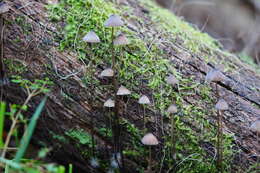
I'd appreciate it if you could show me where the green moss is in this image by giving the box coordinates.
[49,131,68,144]
[65,128,92,145]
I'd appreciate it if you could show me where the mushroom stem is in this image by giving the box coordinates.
[217,110,223,173]
[148,146,152,171]
[257,132,259,164]
[110,26,120,158]
[171,113,176,160]
[143,106,146,130]
[91,115,95,157]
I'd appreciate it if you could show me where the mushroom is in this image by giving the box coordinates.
[138,95,151,130]
[104,14,124,27]
[104,98,115,132]
[250,120,260,133]
[116,85,131,96]
[104,98,115,108]
[82,31,101,159]
[82,31,100,89]
[141,133,158,172]
[113,33,129,46]
[83,31,101,43]
[205,69,225,97]
[100,68,114,77]
[166,74,179,87]
[215,98,228,173]
[82,30,100,61]
[138,95,151,105]
[215,99,229,111]
[166,104,178,159]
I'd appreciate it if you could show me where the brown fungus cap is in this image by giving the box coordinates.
[117,86,131,95]
[141,133,159,145]
[83,31,100,43]
[104,14,124,27]
[138,95,151,105]
[0,2,10,14]
[100,68,114,77]
[215,99,228,111]
[166,75,179,86]
[113,33,129,46]
[104,99,115,108]
[166,104,178,114]
[205,69,224,83]
[250,120,260,133]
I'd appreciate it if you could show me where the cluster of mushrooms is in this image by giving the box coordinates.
[82,13,260,172]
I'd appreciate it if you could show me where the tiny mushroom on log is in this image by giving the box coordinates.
[250,120,260,133]
[141,133,158,172]
[166,104,178,159]
[104,99,115,108]
[138,95,151,129]
[83,31,101,43]
[116,85,131,96]
[205,69,225,97]
[100,68,114,77]
[166,74,179,87]
[113,33,129,46]
[215,98,228,173]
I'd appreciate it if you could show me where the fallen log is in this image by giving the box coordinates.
[1,0,259,172]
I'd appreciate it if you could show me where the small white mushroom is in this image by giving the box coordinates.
[104,14,124,27]
[166,75,179,86]
[83,31,100,43]
[100,68,114,77]
[116,85,131,95]
[215,99,228,111]
[138,95,151,105]
[104,99,115,108]
[113,33,129,46]
[141,133,159,145]
[250,120,260,133]
[166,104,178,114]
[205,69,225,83]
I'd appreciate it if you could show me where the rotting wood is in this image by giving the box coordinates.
[1,0,260,172]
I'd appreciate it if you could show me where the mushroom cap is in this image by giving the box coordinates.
[0,2,10,14]
[117,85,131,95]
[104,99,115,108]
[205,69,224,83]
[104,14,124,27]
[100,68,114,77]
[166,104,177,114]
[113,34,129,45]
[215,99,228,111]
[166,75,179,86]
[141,133,159,145]
[138,95,151,105]
[250,120,260,133]
[83,31,100,43]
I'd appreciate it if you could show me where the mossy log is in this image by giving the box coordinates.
[1,0,260,172]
